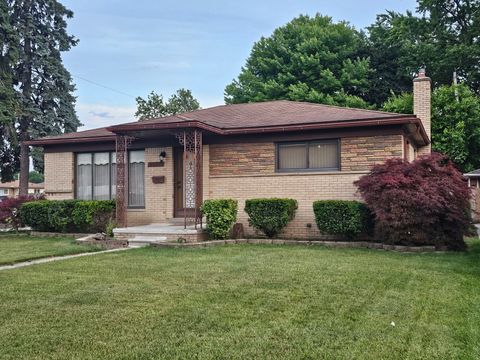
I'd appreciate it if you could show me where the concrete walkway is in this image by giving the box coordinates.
[0,248,130,271]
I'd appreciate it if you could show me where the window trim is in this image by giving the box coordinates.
[275,139,341,173]
[74,150,146,209]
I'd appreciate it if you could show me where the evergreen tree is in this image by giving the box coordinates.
[8,0,80,193]
[0,0,18,181]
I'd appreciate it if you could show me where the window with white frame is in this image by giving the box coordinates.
[76,150,145,207]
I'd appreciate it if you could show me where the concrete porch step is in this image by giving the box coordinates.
[114,223,207,244]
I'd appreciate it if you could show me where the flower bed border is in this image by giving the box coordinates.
[151,239,441,252]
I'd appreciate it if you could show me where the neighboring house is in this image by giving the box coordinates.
[26,72,431,239]
[0,181,45,200]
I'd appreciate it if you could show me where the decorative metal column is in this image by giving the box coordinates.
[175,130,203,229]
[115,135,134,227]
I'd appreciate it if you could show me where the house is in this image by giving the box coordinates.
[0,180,45,200]
[26,71,431,240]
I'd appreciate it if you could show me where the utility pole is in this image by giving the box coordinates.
[453,70,459,102]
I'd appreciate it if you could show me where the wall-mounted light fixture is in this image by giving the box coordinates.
[159,151,167,166]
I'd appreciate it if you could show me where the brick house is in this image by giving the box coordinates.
[0,181,44,200]
[26,72,431,240]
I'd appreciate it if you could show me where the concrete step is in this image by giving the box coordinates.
[114,223,208,243]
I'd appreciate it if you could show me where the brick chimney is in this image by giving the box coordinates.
[413,67,431,154]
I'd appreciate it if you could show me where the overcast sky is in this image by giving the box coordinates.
[61,0,417,130]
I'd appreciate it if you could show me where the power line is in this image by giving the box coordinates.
[72,74,137,99]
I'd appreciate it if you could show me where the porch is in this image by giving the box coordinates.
[114,221,207,247]
[113,126,207,232]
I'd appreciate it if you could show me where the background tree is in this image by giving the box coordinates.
[27,170,43,183]
[7,0,80,193]
[431,84,480,172]
[136,88,200,121]
[382,85,480,172]
[368,0,480,96]
[225,14,373,108]
[0,0,18,182]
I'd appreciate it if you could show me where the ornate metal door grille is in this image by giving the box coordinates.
[115,135,134,227]
[175,130,203,229]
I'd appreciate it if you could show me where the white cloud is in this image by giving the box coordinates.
[76,103,136,130]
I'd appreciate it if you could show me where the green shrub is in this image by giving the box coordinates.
[313,200,373,239]
[72,200,116,232]
[244,198,297,238]
[21,200,116,233]
[201,199,238,239]
[105,219,117,238]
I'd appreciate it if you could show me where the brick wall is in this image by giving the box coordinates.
[127,147,174,226]
[205,135,404,239]
[44,152,75,200]
[414,76,431,155]
[205,172,365,239]
[210,143,275,176]
[341,135,403,171]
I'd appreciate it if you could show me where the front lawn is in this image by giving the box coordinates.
[0,235,101,265]
[0,240,479,359]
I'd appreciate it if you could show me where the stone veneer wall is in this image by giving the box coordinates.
[206,135,404,239]
[209,143,275,176]
[341,135,403,171]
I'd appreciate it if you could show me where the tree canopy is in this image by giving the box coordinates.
[225,15,372,108]
[382,85,480,172]
[135,88,200,121]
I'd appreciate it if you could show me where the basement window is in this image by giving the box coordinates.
[276,140,340,172]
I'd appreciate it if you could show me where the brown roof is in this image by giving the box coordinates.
[0,181,44,189]
[26,100,428,145]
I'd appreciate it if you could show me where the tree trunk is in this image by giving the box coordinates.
[19,141,29,195]
[19,4,32,196]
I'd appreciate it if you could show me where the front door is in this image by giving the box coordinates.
[173,148,196,217]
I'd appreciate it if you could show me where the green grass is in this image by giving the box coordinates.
[0,235,102,265]
[0,240,479,359]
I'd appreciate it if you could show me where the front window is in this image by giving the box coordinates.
[276,140,340,172]
[76,151,145,207]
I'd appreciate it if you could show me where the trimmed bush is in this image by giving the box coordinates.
[72,200,116,232]
[313,200,373,239]
[21,200,116,233]
[244,198,297,238]
[355,153,470,250]
[201,199,238,239]
[0,195,44,230]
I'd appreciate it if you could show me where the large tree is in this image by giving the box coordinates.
[135,88,200,121]
[0,0,18,182]
[6,0,80,193]
[225,14,373,108]
[368,0,480,97]
[382,84,480,172]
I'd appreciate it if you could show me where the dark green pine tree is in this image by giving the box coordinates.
[8,0,81,193]
[0,0,19,182]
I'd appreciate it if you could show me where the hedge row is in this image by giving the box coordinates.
[21,200,115,233]
[202,198,374,240]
